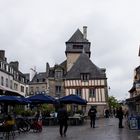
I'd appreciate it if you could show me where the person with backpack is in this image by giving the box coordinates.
[57,104,68,137]
[88,105,97,128]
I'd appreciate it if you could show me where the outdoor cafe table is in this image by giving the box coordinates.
[43,117,57,126]
[68,116,84,125]
[42,116,84,126]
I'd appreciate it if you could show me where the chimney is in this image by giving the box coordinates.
[0,50,5,61]
[9,61,19,71]
[83,26,87,39]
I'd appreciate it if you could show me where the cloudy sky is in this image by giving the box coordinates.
[0,0,140,100]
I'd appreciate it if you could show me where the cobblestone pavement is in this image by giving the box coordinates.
[12,118,140,140]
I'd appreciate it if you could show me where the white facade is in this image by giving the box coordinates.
[0,60,27,96]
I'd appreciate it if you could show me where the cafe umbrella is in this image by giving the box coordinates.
[59,94,87,105]
[0,96,31,104]
[0,95,21,104]
[27,93,56,104]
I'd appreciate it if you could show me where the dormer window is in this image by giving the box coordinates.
[81,73,89,81]
[55,70,63,79]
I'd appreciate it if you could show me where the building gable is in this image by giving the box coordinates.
[66,53,106,80]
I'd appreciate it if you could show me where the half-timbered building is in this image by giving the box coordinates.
[47,26,108,116]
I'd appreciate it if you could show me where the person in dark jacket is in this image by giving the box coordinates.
[88,105,97,128]
[117,106,124,128]
[105,109,110,118]
[57,104,68,137]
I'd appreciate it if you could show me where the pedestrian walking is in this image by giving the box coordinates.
[116,106,124,128]
[57,104,68,137]
[88,105,97,128]
[34,110,43,131]
[113,108,116,117]
[105,109,110,118]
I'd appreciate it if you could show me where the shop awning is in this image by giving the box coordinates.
[0,85,23,97]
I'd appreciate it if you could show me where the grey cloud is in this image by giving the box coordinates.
[0,0,140,100]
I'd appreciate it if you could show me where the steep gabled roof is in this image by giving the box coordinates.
[30,72,46,83]
[59,60,67,70]
[48,60,67,78]
[66,53,106,79]
[67,29,88,43]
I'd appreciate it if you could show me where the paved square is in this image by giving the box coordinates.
[10,118,140,140]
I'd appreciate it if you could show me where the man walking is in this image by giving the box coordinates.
[88,105,97,128]
[57,104,68,137]
[117,106,124,128]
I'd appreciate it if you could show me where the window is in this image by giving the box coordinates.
[26,87,29,95]
[14,83,18,90]
[55,86,61,94]
[6,78,8,87]
[42,86,45,92]
[81,73,89,81]
[10,80,12,89]
[4,64,6,71]
[6,65,8,72]
[30,87,33,92]
[36,87,39,92]
[21,86,24,92]
[76,88,82,97]
[55,70,63,79]
[20,77,25,83]
[89,88,96,97]
[73,45,83,49]
[37,79,39,82]
[1,76,4,86]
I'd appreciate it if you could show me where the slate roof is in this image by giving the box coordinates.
[30,72,46,83]
[67,29,89,43]
[48,61,67,78]
[65,29,91,54]
[66,53,106,79]
[59,60,67,70]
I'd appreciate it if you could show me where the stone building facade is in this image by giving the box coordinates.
[0,50,28,96]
